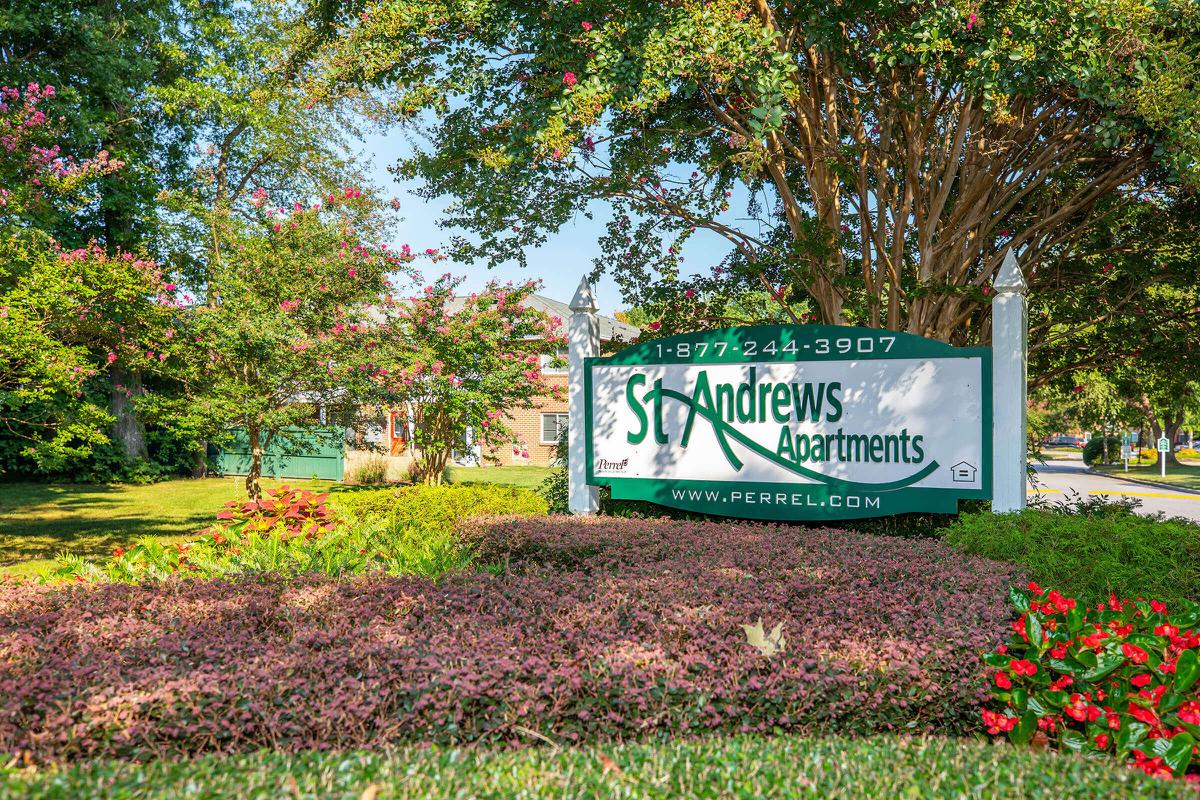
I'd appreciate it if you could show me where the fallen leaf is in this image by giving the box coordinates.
[741,617,786,656]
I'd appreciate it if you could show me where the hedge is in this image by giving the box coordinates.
[5,735,1194,799]
[945,509,1200,606]
[1,518,1019,761]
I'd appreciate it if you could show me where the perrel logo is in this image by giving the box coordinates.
[595,458,629,472]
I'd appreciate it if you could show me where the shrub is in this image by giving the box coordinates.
[335,483,547,531]
[945,509,1200,607]
[350,455,390,485]
[1177,447,1200,460]
[0,518,1019,762]
[1083,436,1121,466]
[6,735,1193,799]
[981,583,1200,782]
[49,484,543,583]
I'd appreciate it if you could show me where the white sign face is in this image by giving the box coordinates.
[585,326,991,520]
[1158,437,1171,453]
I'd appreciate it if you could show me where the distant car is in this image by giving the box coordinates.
[1042,435,1086,448]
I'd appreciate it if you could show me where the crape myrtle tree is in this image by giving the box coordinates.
[0,83,178,471]
[145,187,416,499]
[309,0,1199,345]
[357,276,565,485]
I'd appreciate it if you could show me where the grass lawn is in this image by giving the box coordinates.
[1094,461,1200,492]
[5,735,1191,799]
[446,464,553,490]
[0,477,333,578]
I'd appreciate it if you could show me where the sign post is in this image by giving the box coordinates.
[580,325,991,521]
[1121,433,1131,471]
[990,251,1028,513]
[1158,436,1170,479]
[568,278,600,515]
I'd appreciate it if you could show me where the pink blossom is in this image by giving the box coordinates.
[563,72,577,88]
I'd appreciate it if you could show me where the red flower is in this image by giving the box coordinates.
[1130,674,1152,688]
[563,71,577,88]
[1027,580,1043,594]
[1093,733,1109,749]
[1081,630,1106,648]
[994,670,1012,689]
[1049,675,1073,691]
[1106,712,1122,730]
[581,21,592,30]
[1179,701,1200,725]
[1122,643,1149,665]
[112,546,125,558]
[1155,623,1178,637]
[982,709,1018,735]
[1009,659,1038,677]
[1127,702,1158,726]
[1150,600,1167,614]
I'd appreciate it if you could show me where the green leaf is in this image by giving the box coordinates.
[1039,690,1070,709]
[982,653,1011,668]
[1009,586,1030,613]
[1025,614,1043,649]
[1009,710,1038,746]
[1066,603,1084,633]
[1174,650,1199,693]
[1116,721,1149,755]
[1059,729,1088,752]
[1081,653,1125,682]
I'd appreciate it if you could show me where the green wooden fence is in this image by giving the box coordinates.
[215,427,345,481]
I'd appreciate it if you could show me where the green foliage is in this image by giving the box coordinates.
[336,484,547,532]
[981,585,1200,780]
[146,187,411,498]
[360,276,565,484]
[1084,436,1122,466]
[6,734,1194,799]
[350,455,390,485]
[50,483,547,582]
[313,0,1200,343]
[945,508,1200,607]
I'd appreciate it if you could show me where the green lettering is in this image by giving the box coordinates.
[776,426,796,463]
[651,379,668,444]
[824,382,843,422]
[910,435,925,463]
[869,435,884,462]
[736,367,757,423]
[770,384,791,423]
[626,374,648,444]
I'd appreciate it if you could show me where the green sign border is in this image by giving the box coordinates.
[584,324,992,521]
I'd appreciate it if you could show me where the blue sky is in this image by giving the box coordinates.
[361,129,734,316]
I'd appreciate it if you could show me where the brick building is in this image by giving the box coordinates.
[377,294,638,470]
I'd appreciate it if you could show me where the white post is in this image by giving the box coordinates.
[568,277,600,515]
[991,251,1028,513]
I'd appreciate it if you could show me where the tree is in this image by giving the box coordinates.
[362,277,565,484]
[0,83,177,470]
[146,187,411,498]
[311,0,1200,343]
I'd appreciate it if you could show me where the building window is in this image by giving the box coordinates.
[541,413,569,444]
[391,411,408,442]
[540,348,569,374]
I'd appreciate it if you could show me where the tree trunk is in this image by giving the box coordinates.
[192,443,208,478]
[110,367,149,462]
[1164,417,1184,467]
[246,425,263,500]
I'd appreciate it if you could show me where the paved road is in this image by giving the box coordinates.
[1031,456,1200,521]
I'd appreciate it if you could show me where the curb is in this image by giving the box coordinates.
[1085,468,1200,497]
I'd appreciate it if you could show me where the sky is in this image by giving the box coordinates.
[360,129,735,317]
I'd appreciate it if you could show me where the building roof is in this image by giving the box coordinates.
[367,292,639,343]
[521,294,640,342]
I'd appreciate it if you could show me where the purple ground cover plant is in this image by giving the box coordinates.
[0,518,1021,761]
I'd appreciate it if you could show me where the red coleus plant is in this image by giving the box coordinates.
[982,581,1200,782]
[213,485,339,541]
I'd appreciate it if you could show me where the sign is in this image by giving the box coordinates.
[1158,436,1171,453]
[584,325,992,520]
